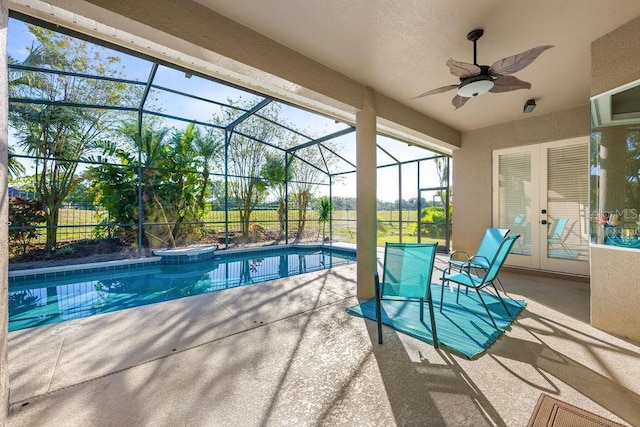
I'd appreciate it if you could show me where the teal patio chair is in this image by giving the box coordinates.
[547,218,574,255]
[448,227,510,293]
[441,234,520,328]
[448,227,509,272]
[374,242,439,347]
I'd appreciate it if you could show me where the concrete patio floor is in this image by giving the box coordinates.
[7,255,640,426]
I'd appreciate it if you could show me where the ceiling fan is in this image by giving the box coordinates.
[413,29,553,109]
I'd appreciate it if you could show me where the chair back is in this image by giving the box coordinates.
[474,228,510,269]
[383,242,437,291]
[483,234,520,283]
[548,219,568,241]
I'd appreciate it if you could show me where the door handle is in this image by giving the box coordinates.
[541,220,547,225]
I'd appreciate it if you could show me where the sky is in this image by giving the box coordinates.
[7,17,447,203]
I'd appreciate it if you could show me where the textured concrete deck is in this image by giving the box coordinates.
[7,256,640,426]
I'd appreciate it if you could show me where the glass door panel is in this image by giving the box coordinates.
[494,148,540,269]
[493,138,589,275]
[541,141,590,274]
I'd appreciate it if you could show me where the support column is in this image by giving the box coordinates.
[0,0,10,422]
[356,87,377,300]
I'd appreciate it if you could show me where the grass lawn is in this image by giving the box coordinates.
[17,207,449,248]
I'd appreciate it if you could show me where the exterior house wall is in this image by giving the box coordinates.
[452,105,590,255]
[590,15,640,343]
[452,13,640,344]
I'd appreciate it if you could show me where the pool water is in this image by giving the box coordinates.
[8,246,355,332]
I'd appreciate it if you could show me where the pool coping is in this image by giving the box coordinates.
[8,257,162,283]
[8,242,357,284]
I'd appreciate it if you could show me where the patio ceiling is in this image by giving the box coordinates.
[194,0,640,132]
[8,0,640,139]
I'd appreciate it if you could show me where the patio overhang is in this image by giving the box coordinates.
[8,0,460,154]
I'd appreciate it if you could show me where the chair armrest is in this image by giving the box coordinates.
[449,250,472,273]
[449,250,471,262]
[449,251,470,266]
[468,255,491,270]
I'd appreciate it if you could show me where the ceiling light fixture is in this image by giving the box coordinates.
[523,99,536,113]
[457,75,494,98]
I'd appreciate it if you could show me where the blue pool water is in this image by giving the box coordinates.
[8,246,356,332]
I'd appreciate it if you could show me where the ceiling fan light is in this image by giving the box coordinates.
[457,78,494,97]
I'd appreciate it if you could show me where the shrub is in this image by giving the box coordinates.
[413,206,451,239]
[8,197,46,255]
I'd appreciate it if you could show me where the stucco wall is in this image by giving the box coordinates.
[591,15,640,97]
[590,15,640,343]
[452,105,590,254]
[590,246,640,342]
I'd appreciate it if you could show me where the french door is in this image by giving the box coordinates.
[492,138,590,276]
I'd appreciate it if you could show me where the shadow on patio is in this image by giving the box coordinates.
[7,260,640,426]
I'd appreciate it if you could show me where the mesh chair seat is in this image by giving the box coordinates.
[441,235,520,328]
[375,242,439,347]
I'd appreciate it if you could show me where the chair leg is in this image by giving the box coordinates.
[374,272,383,344]
[492,284,512,317]
[420,297,424,322]
[440,279,446,312]
[495,276,507,293]
[427,293,439,349]
[474,288,497,328]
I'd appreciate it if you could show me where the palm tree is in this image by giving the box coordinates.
[7,146,25,179]
[169,123,199,238]
[317,196,333,241]
[119,121,174,247]
[193,126,223,214]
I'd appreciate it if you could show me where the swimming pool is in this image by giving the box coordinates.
[8,245,356,332]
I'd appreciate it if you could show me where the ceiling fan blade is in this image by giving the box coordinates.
[488,75,531,93]
[452,95,470,110]
[412,84,459,99]
[446,58,481,78]
[489,45,554,76]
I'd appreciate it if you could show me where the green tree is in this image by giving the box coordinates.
[7,146,25,179]
[88,121,171,246]
[214,99,283,237]
[434,157,450,209]
[625,129,640,212]
[65,179,93,209]
[290,146,329,240]
[317,196,333,241]
[415,205,452,239]
[193,126,223,214]
[89,121,220,248]
[168,123,200,240]
[261,154,288,238]
[9,25,133,252]
[86,153,138,241]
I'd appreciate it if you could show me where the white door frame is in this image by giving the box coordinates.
[492,137,590,276]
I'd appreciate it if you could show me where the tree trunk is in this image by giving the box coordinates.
[45,208,59,252]
[278,199,286,238]
[296,191,309,239]
[240,207,250,236]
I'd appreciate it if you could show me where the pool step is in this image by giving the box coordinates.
[152,245,218,264]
